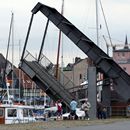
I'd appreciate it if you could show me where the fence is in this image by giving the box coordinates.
[107,105,130,117]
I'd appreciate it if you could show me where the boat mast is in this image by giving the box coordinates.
[11,12,14,97]
[4,12,14,102]
[55,0,64,79]
[96,0,99,46]
[4,12,13,83]
[18,40,21,102]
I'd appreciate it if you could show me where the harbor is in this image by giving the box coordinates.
[0,0,130,129]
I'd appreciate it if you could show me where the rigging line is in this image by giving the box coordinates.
[99,0,113,47]
[79,0,92,33]
[103,35,109,55]
[102,35,125,43]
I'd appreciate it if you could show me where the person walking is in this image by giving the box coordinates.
[102,106,107,119]
[70,99,78,120]
[56,100,62,120]
[81,100,91,120]
[97,102,103,119]
[97,102,107,119]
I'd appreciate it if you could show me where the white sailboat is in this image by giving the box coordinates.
[0,12,36,125]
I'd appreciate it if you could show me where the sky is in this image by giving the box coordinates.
[0,0,130,67]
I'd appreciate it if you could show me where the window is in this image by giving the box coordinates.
[79,74,82,80]
[29,109,33,117]
[0,108,4,117]
[122,52,125,57]
[23,109,28,117]
[23,109,33,117]
[8,109,17,117]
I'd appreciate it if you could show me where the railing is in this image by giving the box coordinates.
[39,53,76,89]
[109,105,130,117]
[23,50,37,62]
[97,106,130,118]
[111,106,128,117]
[23,51,76,94]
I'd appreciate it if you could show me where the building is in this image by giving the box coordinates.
[63,57,89,86]
[63,57,89,99]
[63,42,130,116]
[113,36,130,74]
[111,36,130,116]
[0,53,49,106]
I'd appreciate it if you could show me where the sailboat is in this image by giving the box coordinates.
[0,13,37,124]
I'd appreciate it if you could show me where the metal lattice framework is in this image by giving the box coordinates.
[30,2,130,101]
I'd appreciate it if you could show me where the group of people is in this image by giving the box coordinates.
[55,98,107,120]
[69,99,91,120]
[55,98,91,120]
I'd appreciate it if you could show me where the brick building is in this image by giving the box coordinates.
[113,36,130,75]
[0,53,49,105]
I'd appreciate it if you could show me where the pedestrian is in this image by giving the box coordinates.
[102,107,107,119]
[56,100,62,120]
[97,102,104,119]
[97,102,107,119]
[81,100,91,120]
[70,99,78,120]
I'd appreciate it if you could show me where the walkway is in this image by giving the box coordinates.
[50,120,130,130]
[0,118,130,130]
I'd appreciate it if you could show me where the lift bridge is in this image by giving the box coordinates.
[19,2,130,108]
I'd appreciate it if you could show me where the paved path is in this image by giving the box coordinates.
[49,120,130,130]
[0,118,130,130]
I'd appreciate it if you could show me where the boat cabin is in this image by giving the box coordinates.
[0,104,36,124]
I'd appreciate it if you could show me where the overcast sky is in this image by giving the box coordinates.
[0,0,130,67]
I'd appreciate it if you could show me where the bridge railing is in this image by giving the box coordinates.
[39,53,76,90]
[23,50,76,92]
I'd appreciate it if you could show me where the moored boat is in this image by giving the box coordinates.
[0,101,36,124]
